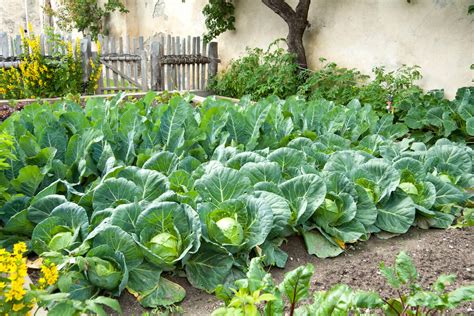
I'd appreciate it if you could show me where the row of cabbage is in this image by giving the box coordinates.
[0,92,472,308]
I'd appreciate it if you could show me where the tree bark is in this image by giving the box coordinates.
[261,0,311,69]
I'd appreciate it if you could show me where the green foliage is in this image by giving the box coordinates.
[212,51,473,143]
[0,92,472,310]
[212,253,474,315]
[0,132,15,171]
[379,251,474,315]
[203,0,236,43]
[299,60,423,111]
[0,132,15,203]
[208,41,304,100]
[47,0,128,40]
[298,58,370,106]
[45,295,123,316]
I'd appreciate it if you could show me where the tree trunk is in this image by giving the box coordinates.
[261,0,311,69]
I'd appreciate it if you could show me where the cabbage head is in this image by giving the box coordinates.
[136,202,201,270]
[147,232,181,262]
[87,257,122,291]
[211,216,244,246]
[31,202,89,254]
[199,197,273,254]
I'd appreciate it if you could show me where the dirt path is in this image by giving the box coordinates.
[120,227,474,315]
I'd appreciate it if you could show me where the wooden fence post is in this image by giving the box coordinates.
[0,32,9,57]
[81,37,92,92]
[208,42,218,83]
[151,40,162,91]
[139,36,148,91]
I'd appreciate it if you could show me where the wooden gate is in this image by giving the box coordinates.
[96,35,219,94]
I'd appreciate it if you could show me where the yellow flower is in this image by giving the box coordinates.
[4,289,14,301]
[12,303,25,312]
[0,281,6,289]
[13,242,27,255]
[40,263,58,286]
[38,277,46,289]
[14,288,26,300]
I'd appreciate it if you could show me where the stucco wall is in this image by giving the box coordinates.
[0,0,43,35]
[107,0,473,97]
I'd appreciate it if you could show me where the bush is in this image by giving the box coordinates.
[209,45,424,112]
[298,58,370,106]
[299,59,423,111]
[208,40,304,100]
[0,27,101,100]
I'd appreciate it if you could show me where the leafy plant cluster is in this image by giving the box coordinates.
[0,28,102,100]
[46,0,129,40]
[209,47,423,108]
[203,0,236,43]
[212,252,474,316]
[299,60,423,112]
[0,92,472,311]
[208,41,304,101]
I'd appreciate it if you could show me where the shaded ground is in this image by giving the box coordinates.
[121,227,474,315]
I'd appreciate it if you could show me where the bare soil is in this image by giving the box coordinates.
[119,227,473,315]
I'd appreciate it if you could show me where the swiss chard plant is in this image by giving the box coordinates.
[212,253,474,316]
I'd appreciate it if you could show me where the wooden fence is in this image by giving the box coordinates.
[0,32,219,94]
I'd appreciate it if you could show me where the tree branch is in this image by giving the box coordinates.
[261,0,296,24]
[295,0,311,20]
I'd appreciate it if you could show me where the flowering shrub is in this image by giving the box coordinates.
[0,242,59,315]
[0,27,101,99]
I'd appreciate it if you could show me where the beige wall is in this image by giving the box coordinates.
[2,0,473,96]
[107,0,473,97]
[0,0,43,35]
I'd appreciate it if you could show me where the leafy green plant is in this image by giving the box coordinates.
[298,58,369,106]
[299,60,423,111]
[202,0,236,43]
[208,41,304,100]
[0,132,15,203]
[45,296,122,316]
[212,254,474,315]
[379,251,474,315]
[46,0,128,40]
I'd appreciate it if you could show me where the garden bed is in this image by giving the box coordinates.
[0,92,472,315]
[119,227,473,315]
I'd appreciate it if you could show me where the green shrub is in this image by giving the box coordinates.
[0,28,101,100]
[299,59,423,110]
[208,40,303,100]
[298,58,369,106]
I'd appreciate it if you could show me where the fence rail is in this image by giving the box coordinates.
[0,32,219,94]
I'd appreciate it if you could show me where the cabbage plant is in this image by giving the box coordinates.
[133,201,201,270]
[31,202,89,254]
